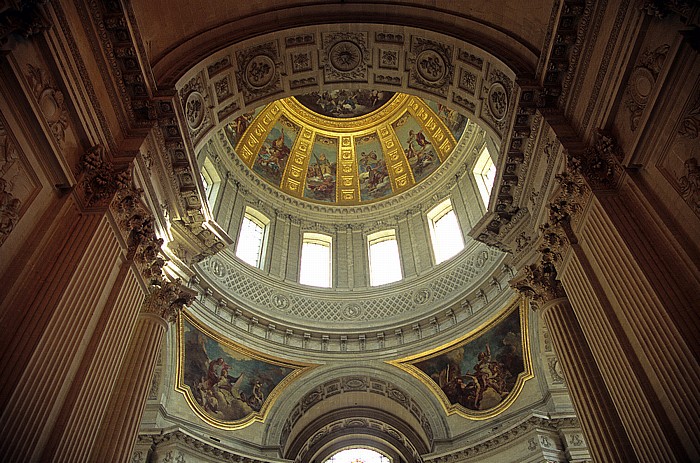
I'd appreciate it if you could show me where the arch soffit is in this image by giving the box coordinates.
[150,4,542,87]
[287,409,424,463]
[262,366,450,448]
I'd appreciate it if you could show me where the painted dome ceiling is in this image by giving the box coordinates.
[223,90,469,205]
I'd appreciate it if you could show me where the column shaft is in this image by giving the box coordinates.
[540,297,637,462]
[89,313,167,463]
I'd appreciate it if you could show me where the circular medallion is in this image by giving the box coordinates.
[329,41,362,72]
[413,287,432,305]
[245,54,276,88]
[628,67,654,105]
[270,293,290,311]
[341,304,363,320]
[210,257,227,278]
[488,82,508,121]
[416,49,446,83]
[185,92,205,129]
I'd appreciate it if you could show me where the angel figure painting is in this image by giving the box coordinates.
[180,317,300,425]
[409,305,528,413]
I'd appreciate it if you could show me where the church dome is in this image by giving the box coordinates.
[224,91,468,206]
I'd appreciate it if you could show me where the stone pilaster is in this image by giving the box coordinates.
[512,269,637,462]
[89,281,194,463]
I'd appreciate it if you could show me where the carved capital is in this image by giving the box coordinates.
[511,261,567,308]
[142,280,196,324]
[570,131,624,190]
[78,145,130,208]
[110,182,169,282]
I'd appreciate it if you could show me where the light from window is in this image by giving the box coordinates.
[428,199,465,264]
[200,157,222,206]
[473,144,496,207]
[324,448,391,463]
[368,230,402,286]
[235,207,269,268]
[299,233,332,288]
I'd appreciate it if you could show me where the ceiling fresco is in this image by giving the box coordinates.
[390,298,533,420]
[177,313,315,429]
[224,91,469,205]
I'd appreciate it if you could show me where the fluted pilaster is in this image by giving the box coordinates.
[539,294,637,462]
[89,281,194,462]
[513,267,636,462]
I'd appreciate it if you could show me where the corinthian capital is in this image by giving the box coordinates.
[570,131,624,190]
[79,145,131,208]
[142,280,196,323]
[511,261,567,309]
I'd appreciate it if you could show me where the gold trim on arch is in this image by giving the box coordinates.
[388,297,533,420]
[175,311,317,430]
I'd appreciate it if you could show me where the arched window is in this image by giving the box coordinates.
[367,229,402,286]
[324,448,391,463]
[235,206,269,268]
[473,143,496,207]
[299,232,332,288]
[427,198,465,264]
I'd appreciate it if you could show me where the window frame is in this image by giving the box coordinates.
[473,143,496,208]
[427,198,465,264]
[234,206,270,269]
[367,229,403,287]
[200,156,222,207]
[299,232,333,288]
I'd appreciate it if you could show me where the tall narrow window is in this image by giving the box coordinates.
[473,144,496,207]
[428,198,465,264]
[235,207,269,268]
[368,230,402,286]
[299,232,332,288]
[200,157,222,207]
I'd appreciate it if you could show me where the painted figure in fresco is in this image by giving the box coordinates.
[225,111,255,147]
[257,128,290,178]
[473,344,508,408]
[359,150,388,192]
[406,129,435,176]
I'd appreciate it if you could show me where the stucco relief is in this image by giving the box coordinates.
[25,63,69,148]
[236,41,283,104]
[0,118,39,247]
[322,32,369,82]
[624,44,669,131]
[408,37,454,98]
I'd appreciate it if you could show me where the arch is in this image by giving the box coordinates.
[149,4,541,87]
[262,365,451,449]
